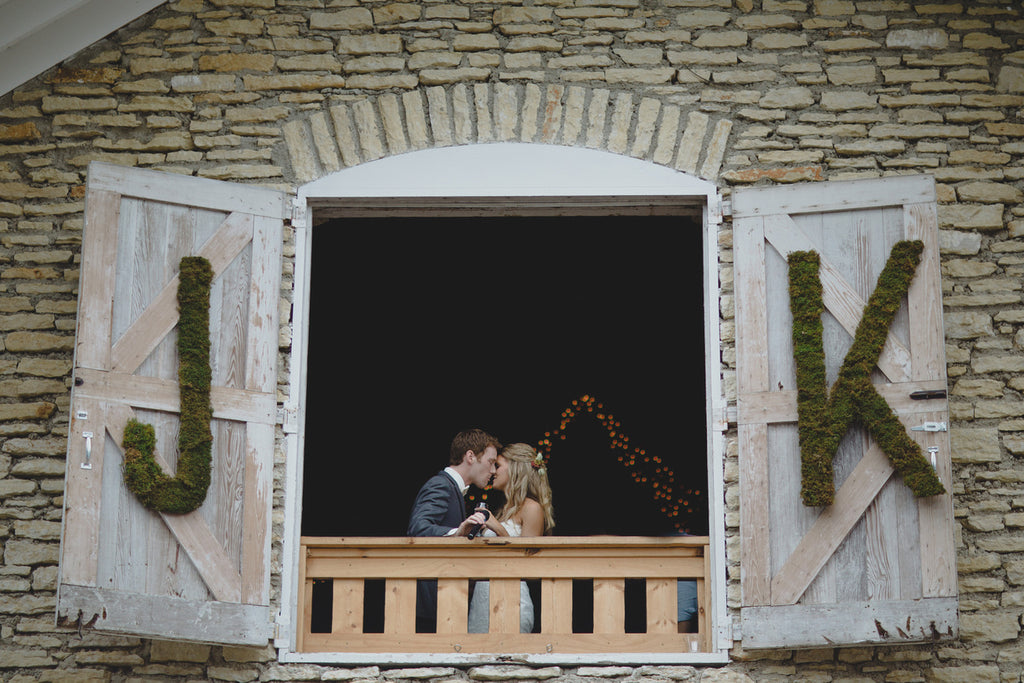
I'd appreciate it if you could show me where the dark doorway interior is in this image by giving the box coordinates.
[301,213,708,537]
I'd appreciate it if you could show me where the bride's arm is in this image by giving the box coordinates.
[518,499,544,537]
[484,515,509,536]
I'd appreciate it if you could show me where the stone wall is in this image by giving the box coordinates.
[1,0,1024,681]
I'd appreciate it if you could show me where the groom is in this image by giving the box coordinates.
[408,428,500,630]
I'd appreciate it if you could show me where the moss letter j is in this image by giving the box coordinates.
[787,240,945,507]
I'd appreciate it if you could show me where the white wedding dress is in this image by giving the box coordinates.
[467,519,535,633]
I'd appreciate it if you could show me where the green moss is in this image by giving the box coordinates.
[123,256,214,515]
[788,240,945,507]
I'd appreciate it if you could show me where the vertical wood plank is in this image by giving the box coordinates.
[384,579,417,634]
[593,579,624,634]
[645,578,676,634]
[918,408,956,598]
[735,213,773,609]
[436,579,468,634]
[333,579,363,634]
[242,422,272,604]
[699,552,713,652]
[739,423,770,605]
[247,214,283,394]
[490,579,520,634]
[60,397,105,586]
[76,189,120,371]
[541,578,572,634]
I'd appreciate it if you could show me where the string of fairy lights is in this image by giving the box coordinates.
[472,394,701,532]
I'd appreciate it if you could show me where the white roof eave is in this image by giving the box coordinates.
[0,0,166,98]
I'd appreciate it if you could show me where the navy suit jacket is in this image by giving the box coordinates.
[407,470,467,537]
[408,470,469,627]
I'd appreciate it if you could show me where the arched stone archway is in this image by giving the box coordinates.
[281,84,733,185]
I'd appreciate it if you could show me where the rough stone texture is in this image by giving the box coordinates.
[0,1,1023,682]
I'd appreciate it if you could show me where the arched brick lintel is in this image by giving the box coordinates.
[282,83,733,186]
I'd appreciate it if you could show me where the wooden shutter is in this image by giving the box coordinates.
[733,175,956,649]
[57,162,285,645]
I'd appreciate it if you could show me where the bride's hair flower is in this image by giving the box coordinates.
[532,451,547,476]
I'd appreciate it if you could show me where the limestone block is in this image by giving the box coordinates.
[735,14,800,30]
[939,203,1005,231]
[886,28,949,50]
[883,68,941,84]
[751,33,807,49]
[337,35,403,55]
[4,539,58,566]
[667,50,737,66]
[958,182,1024,204]
[453,35,500,51]
[952,379,1003,400]
[150,640,212,663]
[758,86,813,108]
[826,65,876,85]
[693,31,748,48]
[951,427,1001,463]
[963,33,1010,51]
[959,552,1002,573]
[613,48,663,65]
[505,37,562,52]
[605,68,674,84]
[715,69,777,85]
[418,68,489,85]
[469,666,562,680]
[129,56,193,75]
[374,4,421,24]
[320,667,380,680]
[961,612,1020,643]
[624,30,691,44]
[494,7,553,23]
[585,18,644,31]
[699,670,755,683]
[409,52,462,70]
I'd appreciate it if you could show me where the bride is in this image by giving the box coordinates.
[468,442,555,633]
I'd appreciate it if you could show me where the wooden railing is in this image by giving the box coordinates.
[297,535,711,655]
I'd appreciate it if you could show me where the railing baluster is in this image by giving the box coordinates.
[646,578,677,633]
[333,579,363,634]
[593,578,625,634]
[699,552,712,652]
[384,578,417,634]
[490,578,521,633]
[437,578,468,634]
[541,577,573,635]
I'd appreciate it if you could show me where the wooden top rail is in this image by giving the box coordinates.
[302,536,708,580]
[297,536,712,655]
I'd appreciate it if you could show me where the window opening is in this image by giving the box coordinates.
[301,214,707,538]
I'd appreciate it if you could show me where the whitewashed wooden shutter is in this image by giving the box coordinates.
[733,175,956,649]
[57,162,285,645]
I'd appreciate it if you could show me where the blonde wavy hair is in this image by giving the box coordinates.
[496,443,555,534]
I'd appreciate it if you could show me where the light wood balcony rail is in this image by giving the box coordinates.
[298,536,711,655]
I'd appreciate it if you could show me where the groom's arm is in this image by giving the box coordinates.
[408,478,459,537]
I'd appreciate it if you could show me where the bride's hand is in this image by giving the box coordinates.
[486,516,510,537]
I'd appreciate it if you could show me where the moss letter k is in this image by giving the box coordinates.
[787,240,945,507]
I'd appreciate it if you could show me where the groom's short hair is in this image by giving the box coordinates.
[450,429,501,465]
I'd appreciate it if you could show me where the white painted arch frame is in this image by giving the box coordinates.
[278,143,730,664]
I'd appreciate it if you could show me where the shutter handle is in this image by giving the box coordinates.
[910,389,946,400]
[81,431,93,470]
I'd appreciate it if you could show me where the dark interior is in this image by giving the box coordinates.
[301,214,708,538]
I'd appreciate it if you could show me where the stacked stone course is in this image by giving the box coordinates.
[1,0,1024,681]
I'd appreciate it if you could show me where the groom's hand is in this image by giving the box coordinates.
[456,511,489,537]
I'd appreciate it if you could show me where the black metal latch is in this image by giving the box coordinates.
[909,389,947,400]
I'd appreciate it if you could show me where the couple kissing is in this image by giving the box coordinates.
[406,428,555,633]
